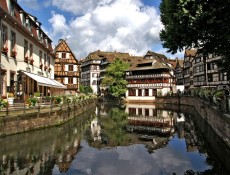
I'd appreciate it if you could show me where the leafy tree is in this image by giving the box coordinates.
[160,0,230,74]
[101,58,129,98]
[80,85,93,94]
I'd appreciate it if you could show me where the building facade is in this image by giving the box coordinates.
[80,51,102,94]
[182,49,229,90]
[125,51,176,103]
[81,50,142,95]
[0,0,64,100]
[54,39,80,94]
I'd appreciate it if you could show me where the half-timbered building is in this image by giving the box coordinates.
[54,39,80,94]
[125,51,176,103]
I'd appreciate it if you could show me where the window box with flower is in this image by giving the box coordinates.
[25,56,29,63]
[1,46,8,54]
[11,50,17,58]
[40,64,43,69]
[30,59,34,65]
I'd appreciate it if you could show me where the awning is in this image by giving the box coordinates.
[23,71,66,89]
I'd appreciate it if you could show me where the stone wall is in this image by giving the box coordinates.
[156,96,230,149]
[0,101,96,137]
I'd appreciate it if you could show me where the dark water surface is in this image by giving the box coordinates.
[0,103,229,175]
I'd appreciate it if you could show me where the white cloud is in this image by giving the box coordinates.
[48,0,164,59]
[48,12,69,40]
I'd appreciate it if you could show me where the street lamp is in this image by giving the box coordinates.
[21,74,26,113]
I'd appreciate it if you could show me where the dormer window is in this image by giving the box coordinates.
[26,17,31,32]
[10,1,15,17]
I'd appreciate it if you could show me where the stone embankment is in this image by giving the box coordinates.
[0,99,96,137]
[156,96,230,173]
[156,96,230,148]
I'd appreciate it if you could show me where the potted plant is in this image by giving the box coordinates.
[30,59,34,65]
[7,93,15,105]
[25,56,29,62]
[40,64,43,69]
[34,92,41,101]
[11,50,17,58]
[1,46,8,54]
[0,99,8,110]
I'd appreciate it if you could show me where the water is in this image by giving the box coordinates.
[0,103,228,175]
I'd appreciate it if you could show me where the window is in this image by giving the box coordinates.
[129,108,136,115]
[92,80,97,85]
[26,17,31,31]
[29,44,33,58]
[69,78,73,84]
[39,50,42,64]
[11,31,16,52]
[62,53,66,58]
[1,25,7,49]
[145,109,149,116]
[69,65,73,71]
[44,53,47,65]
[138,89,142,96]
[138,108,142,115]
[152,89,157,96]
[10,1,15,16]
[195,57,201,63]
[144,89,149,96]
[47,56,50,66]
[128,89,135,96]
[24,40,28,58]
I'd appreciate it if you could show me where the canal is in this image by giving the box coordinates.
[0,102,229,175]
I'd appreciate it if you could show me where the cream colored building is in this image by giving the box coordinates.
[0,0,65,100]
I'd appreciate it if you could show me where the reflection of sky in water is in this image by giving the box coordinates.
[52,135,211,175]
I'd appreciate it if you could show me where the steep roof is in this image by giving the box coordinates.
[82,50,143,65]
[54,39,79,63]
[185,49,197,57]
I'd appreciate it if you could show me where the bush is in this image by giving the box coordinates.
[34,92,41,97]
[7,93,14,98]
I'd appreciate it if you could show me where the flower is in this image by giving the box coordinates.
[1,46,8,53]
[29,59,34,65]
[11,50,17,57]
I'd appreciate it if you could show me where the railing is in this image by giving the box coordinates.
[0,97,96,117]
[159,91,230,113]
[126,74,170,79]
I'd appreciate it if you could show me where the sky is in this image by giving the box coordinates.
[17,0,184,59]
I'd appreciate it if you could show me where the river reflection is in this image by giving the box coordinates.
[0,103,229,175]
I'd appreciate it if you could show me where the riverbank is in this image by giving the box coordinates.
[0,99,97,137]
[156,96,230,148]
[156,96,230,173]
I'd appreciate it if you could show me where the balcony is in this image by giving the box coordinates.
[126,74,170,79]
[56,71,79,76]
[127,83,172,88]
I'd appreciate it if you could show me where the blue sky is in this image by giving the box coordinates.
[17,0,183,59]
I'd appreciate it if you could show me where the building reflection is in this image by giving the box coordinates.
[125,103,176,136]
[0,110,94,175]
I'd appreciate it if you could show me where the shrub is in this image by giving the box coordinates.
[8,93,14,98]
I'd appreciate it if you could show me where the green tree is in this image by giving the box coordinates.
[160,0,230,74]
[80,85,93,94]
[102,58,129,98]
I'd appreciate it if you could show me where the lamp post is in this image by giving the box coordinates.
[21,74,26,114]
